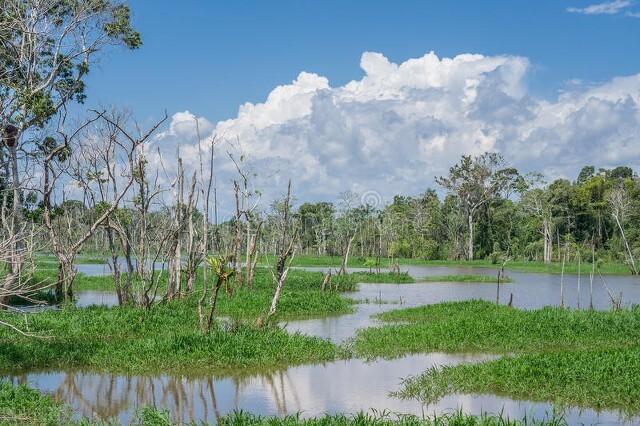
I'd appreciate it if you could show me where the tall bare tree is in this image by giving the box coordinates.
[607,183,638,275]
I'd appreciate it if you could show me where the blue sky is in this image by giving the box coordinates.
[87,1,640,123]
[81,1,640,208]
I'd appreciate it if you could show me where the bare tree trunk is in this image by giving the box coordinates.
[231,181,243,287]
[543,220,553,264]
[267,262,291,319]
[577,250,581,309]
[467,212,474,261]
[613,214,638,275]
[590,242,595,310]
[246,222,263,289]
[338,234,356,276]
[560,248,566,308]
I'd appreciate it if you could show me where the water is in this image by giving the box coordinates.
[12,263,640,425]
[7,353,635,425]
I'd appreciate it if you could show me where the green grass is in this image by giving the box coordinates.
[396,348,640,415]
[353,300,640,358]
[0,300,341,375]
[0,267,371,375]
[216,410,567,425]
[34,254,107,265]
[267,255,631,275]
[418,275,512,284]
[24,268,356,320]
[0,381,73,425]
[351,300,640,415]
[346,272,414,284]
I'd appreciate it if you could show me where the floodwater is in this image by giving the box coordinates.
[8,263,640,425]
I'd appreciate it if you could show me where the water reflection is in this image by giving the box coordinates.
[7,352,636,425]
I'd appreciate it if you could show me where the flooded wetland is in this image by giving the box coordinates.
[5,264,640,425]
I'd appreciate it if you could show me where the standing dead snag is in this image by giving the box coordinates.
[607,184,638,275]
[338,234,356,276]
[245,220,264,289]
[258,180,298,326]
[228,151,261,288]
[42,111,167,301]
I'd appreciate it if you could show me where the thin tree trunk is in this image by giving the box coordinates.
[467,213,474,260]
[613,214,638,275]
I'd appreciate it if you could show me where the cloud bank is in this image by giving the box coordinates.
[152,51,640,213]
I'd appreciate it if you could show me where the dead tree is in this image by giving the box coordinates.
[259,180,298,326]
[245,219,264,289]
[42,111,166,302]
[228,151,261,288]
[607,184,638,275]
[165,156,197,300]
[0,228,52,336]
[195,125,218,291]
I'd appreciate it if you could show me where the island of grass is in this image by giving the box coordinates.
[353,300,640,415]
[0,267,415,375]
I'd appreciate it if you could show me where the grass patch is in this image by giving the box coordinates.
[346,272,414,284]
[419,275,512,283]
[353,300,640,358]
[265,255,631,275]
[0,300,341,375]
[34,254,107,265]
[0,381,73,425]
[217,410,568,425]
[0,269,360,375]
[352,300,640,415]
[396,348,640,415]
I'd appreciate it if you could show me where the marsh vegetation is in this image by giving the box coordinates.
[1,1,640,425]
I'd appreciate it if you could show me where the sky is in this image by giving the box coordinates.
[80,0,640,211]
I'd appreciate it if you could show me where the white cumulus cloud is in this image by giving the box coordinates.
[151,51,640,215]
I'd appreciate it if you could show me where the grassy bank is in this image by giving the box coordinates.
[418,274,512,283]
[216,410,567,425]
[268,255,632,275]
[396,347,640,415]
[353,300,640,358]
[347,271,414,284]
[0,269,372,375]
[352,300,640,414]
[0,300,341,375]
[1,267,419,375]
[0,381,73,425]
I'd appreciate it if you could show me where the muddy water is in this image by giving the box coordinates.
[11,264,640,424]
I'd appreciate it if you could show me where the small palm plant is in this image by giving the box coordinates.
[198,255,234,333]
